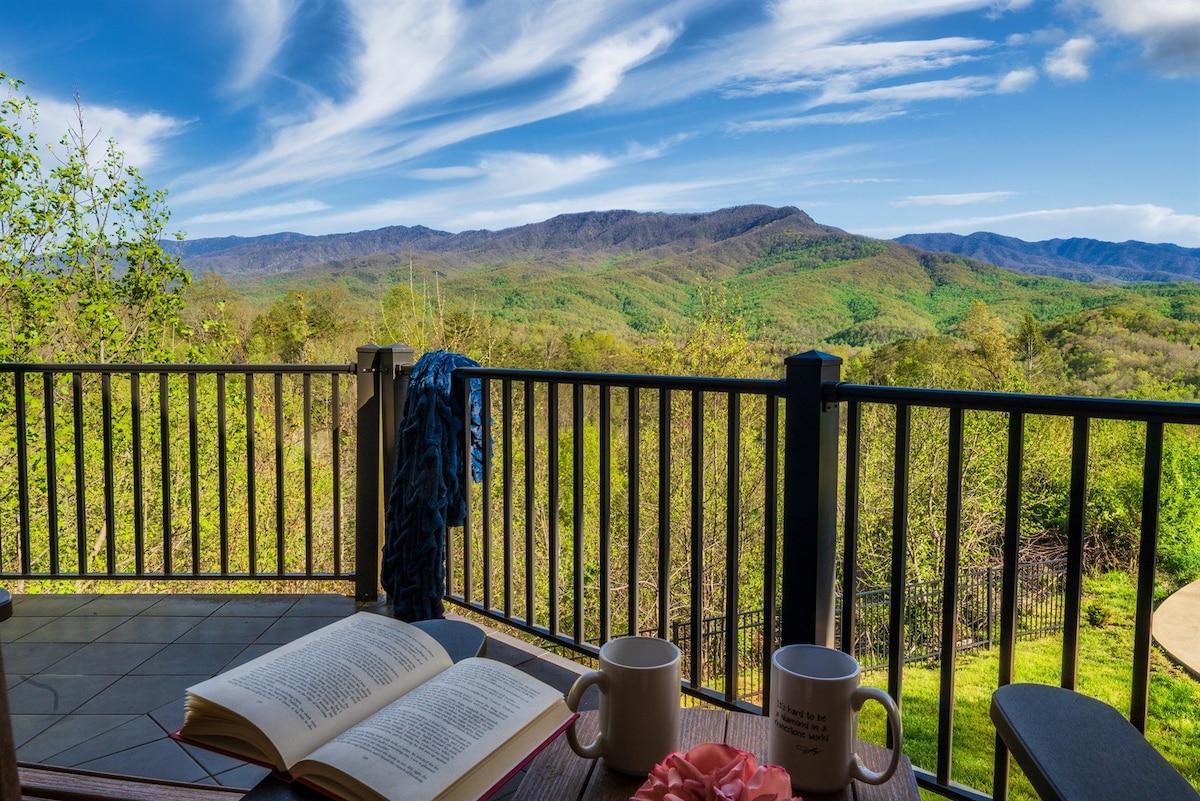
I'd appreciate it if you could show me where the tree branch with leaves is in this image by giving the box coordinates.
[1,74,188,363]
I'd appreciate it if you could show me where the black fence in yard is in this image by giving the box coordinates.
[672,558,1068,678]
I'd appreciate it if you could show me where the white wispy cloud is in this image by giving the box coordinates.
[182,200,330,226]
[35,96,186,169]
[721,37,991,97]
[862,204,1200,247]
[997,67,1038,92]
[229,142,868,236]
[734,107,907,131]
[407,166,486,181]
[176,0,681,205]
[226,0,299,93]
[894,191,1017,206]
[177,0,1042,209]
[1044,37,1096,81]
[160,0,1193,240]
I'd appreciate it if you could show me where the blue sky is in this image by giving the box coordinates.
[3,0,1198,245]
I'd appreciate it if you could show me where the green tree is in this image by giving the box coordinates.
[179,272,249,362]
[1017,311,1053,388]
[958,300,1017,388]
[1,75,188,363]
[249,290,352,363]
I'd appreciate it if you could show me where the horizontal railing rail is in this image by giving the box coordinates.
[832,381,1200,422]
[0,362,359,583]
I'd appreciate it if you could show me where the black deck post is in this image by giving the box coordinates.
[355,344,416,603]
[379,345,416,504]
[355,345,382,602]
[781,350,842,647]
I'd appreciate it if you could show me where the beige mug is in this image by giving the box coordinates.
[768,644,903,794]
[565,636,681,775]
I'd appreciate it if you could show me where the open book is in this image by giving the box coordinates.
[172,613,575,801]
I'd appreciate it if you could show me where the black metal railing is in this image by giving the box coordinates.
[4,347,1198,801]
[0,362,359,583]
[442,365,783,710]
[829,371,1200,800]
[436,351,1200,801]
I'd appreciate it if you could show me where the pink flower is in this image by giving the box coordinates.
[631,742,802,801]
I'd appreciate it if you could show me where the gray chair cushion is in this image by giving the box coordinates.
[990,683,1198,801]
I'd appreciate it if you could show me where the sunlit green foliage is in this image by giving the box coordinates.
[0,74,188,363]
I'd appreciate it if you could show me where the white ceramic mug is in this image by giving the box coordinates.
[768,644,903,794]
[565,636,681,775]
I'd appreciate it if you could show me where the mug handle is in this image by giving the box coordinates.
[565,670,608,759]
[848,686,903,786]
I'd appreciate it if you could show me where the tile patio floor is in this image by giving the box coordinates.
[1,593,594,793]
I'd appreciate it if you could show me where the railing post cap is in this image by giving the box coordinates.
[786,350,842,366]
[357,344,381,355]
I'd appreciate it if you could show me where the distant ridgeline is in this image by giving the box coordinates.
[895,232,1200,283]
[162,205,1200,347]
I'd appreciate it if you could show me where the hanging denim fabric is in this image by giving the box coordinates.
[380,350,486,621]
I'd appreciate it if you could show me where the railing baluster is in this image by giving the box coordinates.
[690,390,704,690]
[482,379,493,611]
[525,380,536,627]
[43,371,60,576]
[1132,420,1163,732]
[459,374,472,605]
[657,388,671,641]
[159,372,171,575]
[628,387,640,638]
[937,407,964,785]
[274,372,285,576]
[131,373,144,576]
[73,372,87,575]
[304,373,314,577]
[101,372,116,574]
[332,374,342,577]
[188,372,201,575]
[548,382,560,635]
[888,403,911,749]
[217,373,229,576]
[573,382,585,646]
[724,393,740,705]
[599,384,611,645]
[842,400,861,656]
[503,378,514,619]
[15,371,31,575]
[246,373,257,576]
[762,394,778,710]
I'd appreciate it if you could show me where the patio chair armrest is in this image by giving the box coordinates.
[990,683,1198,801]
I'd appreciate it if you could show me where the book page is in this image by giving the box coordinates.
[183,613,453,769]
[295,657,571,801]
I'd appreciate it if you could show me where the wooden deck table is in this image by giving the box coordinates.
[511,707,919,801]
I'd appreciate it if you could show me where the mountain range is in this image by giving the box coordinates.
[164,206,1200,348]
[166,206,1199,284]
[894,232,1200,283]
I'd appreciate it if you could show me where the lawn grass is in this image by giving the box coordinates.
[856,571,1200,800]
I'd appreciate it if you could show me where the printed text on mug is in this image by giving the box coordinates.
[773,702,830,744]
